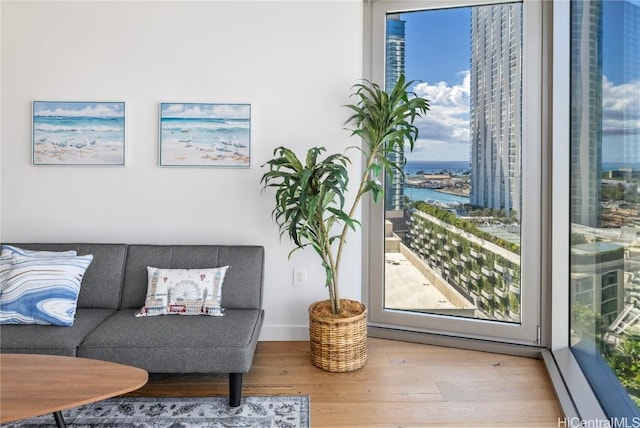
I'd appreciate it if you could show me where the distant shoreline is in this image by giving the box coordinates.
[435,188,471,197]
[405,160,640,172]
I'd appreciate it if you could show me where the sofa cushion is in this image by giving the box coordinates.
[6,244,128,309]
[78,308,264,373]
[0,308,116,356]
[0,254,93,326]
[136,266,229,317]
[121,245,264,310]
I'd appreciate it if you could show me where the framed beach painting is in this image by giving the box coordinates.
[32,101,126,166]
[159,103,251,167]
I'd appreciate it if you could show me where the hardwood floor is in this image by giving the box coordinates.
[128,338,563,427]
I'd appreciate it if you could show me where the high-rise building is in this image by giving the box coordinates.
[570,0,603,228]
[623,1,640,167]
[571,242,625,326]
[469,3,522,215]
[385,14,406,212]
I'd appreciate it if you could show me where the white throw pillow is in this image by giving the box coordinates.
[136,266,229,317]
[0,253,93,326]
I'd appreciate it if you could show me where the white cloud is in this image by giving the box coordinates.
[35,103,123,118]
[210,104,250,119]
[602,77,640,136]
[162,103,249,119]
[403,73,640,162]
[408,71,471,161]
[163,104,187,114]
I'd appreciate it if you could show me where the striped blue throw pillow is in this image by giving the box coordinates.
[0,245,77,291]
[0,253,93,326]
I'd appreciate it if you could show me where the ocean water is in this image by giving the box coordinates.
[402,160,638,206]
[33,115,125,149]
[160,117,250,153]
[405,160,470,175]
[405,186,469,204]
[404,160,471,204]
[407,161,640,175]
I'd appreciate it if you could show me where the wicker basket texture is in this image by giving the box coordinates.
[308,299,367,372]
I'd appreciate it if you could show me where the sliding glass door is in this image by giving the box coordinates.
[366,0,544,345]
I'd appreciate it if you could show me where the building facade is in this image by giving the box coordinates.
[406,206,522,322]
[571,242,625,327]
[570,0,603,228]
[469,3,522,216]
[623,1,640,167]
[385,14,406,212]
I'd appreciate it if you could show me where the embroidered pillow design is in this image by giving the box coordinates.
[136,266,229,317]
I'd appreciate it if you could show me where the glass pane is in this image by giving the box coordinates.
[569,0,640,415]
[384,4,523,323]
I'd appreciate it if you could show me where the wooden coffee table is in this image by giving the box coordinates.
[0,353,148,427]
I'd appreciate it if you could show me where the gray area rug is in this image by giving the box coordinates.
[2,396,310,428]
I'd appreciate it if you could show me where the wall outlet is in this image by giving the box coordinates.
[293,268,307,287]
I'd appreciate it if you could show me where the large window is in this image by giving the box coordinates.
[367,0,542,348]
[367,0,640,421]
[384,4,523,324]
[569,0,640,416]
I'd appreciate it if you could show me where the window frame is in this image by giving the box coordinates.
[364,0,545,346]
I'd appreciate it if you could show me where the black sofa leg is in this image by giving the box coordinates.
[229,372,242,407]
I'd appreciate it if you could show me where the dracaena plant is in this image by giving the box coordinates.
[261,75,429,315]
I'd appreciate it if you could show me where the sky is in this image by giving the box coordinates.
[160,103,250,119]
[401,7,471,162]
[33,102,124,118]
[398,1,640,164]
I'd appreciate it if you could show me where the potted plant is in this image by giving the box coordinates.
[260,75,429,372]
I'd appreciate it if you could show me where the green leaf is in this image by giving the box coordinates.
[261,74,430,314]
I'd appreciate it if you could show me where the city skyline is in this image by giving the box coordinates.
[400,2,640,164]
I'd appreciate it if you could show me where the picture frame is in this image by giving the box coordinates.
[32,101,126,166]
[159,103,251,167]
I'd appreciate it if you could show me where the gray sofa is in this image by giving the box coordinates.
[0,243,265,407]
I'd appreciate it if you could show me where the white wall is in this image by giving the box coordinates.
[0,0,364,340]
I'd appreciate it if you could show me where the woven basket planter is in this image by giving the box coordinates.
[308,299,367,372]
